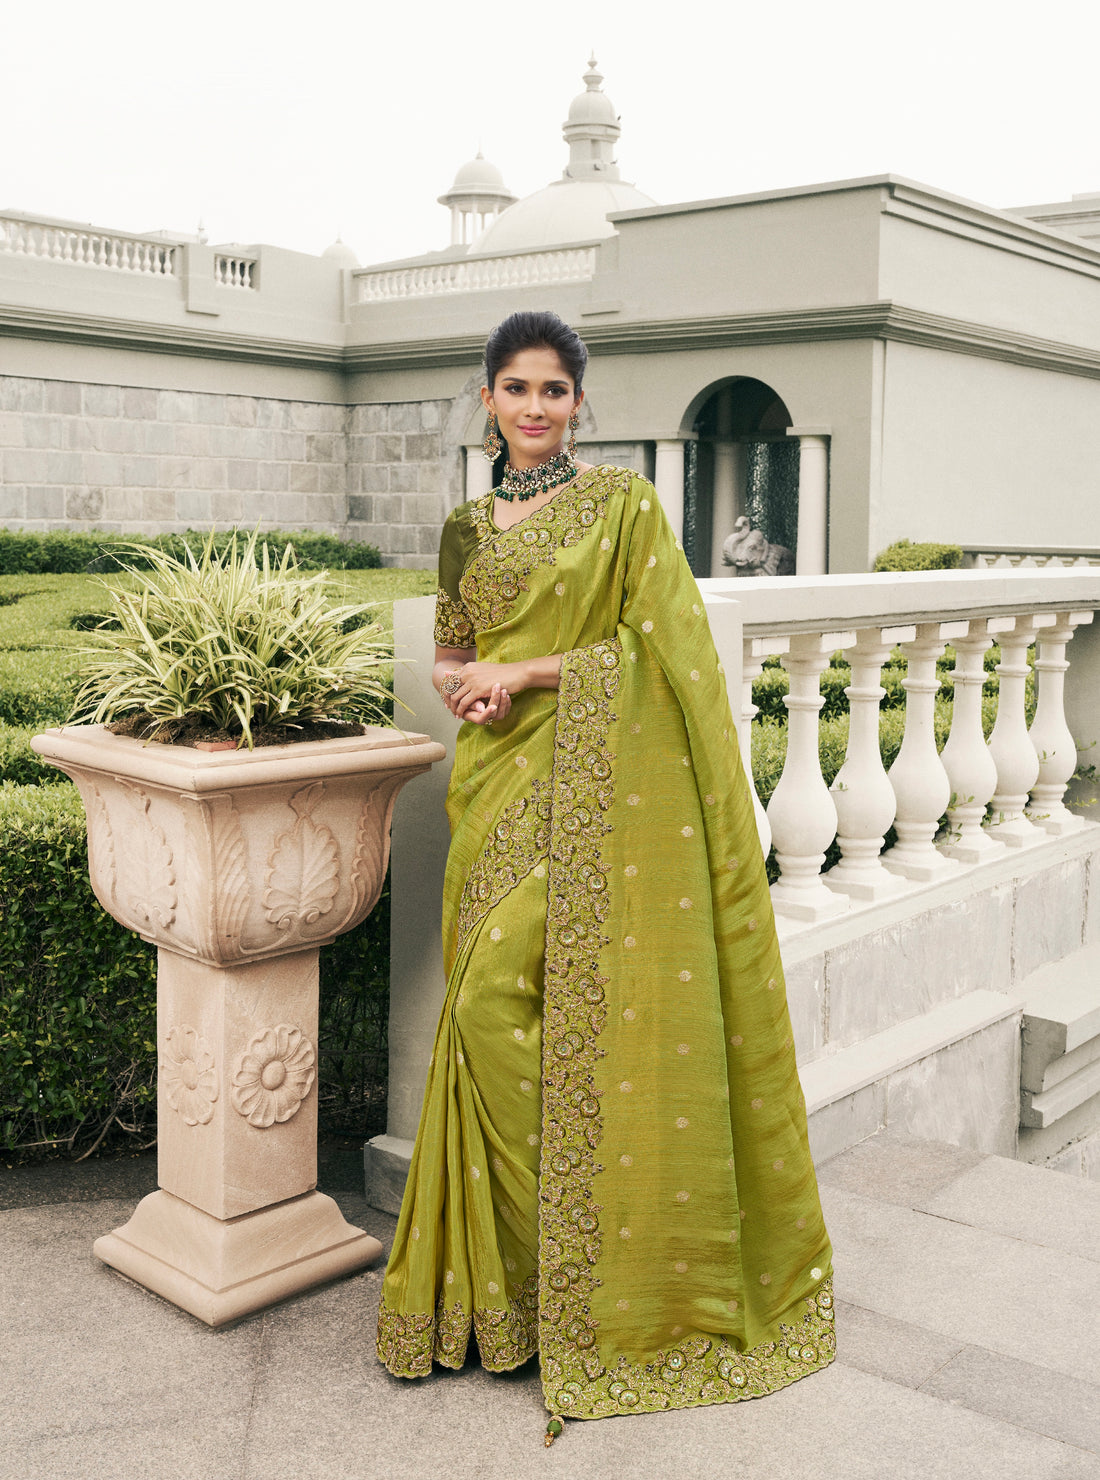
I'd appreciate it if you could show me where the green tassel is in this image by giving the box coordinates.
[544,1415,565,1447]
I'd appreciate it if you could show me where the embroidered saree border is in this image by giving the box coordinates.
[378,1276,539,1378]
[454,784,551,953]
[536,640,837,1419]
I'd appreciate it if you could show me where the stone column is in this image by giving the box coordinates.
[710,389,741,578]
[464,445,494,502]
[654,439,685,542]
[788,429,830,576]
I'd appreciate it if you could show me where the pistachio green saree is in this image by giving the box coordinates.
[376,465,836,1420]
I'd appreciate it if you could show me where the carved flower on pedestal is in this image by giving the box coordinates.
[160,1025,218,1126]
[231,1024,316,1128]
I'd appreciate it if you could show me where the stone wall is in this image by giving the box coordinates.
[0,376,347,537]
[344,399,462,570]
[0,376,654,568]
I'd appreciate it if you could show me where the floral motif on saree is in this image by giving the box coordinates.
[379,465,836,1420]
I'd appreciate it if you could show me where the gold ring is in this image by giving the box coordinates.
[440,671,463,696]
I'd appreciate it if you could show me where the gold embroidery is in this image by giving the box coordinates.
[459,468,624,634]
[538,638,836,1416]
[434,586,474,647]
[377,1276,539,1379]
[538,638,620,1403]
[455,783,551,951]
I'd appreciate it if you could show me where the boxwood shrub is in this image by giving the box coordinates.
[0,776,391,1164]
[873,538,964,572]
[0,527,382,576]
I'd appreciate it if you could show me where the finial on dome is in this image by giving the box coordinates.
[563,57,620,182]
[584,55,602,90]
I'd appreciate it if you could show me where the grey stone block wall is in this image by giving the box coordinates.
[0,376,628,568]
[344,399,461,571]
[0,376,349,538]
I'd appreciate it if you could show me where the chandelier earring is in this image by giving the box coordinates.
[568,409,580,459]
[482,411,503,463]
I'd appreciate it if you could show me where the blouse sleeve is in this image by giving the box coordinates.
[433,509,476,648]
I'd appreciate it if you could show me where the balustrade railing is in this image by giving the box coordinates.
[699,569,1100,927]
[0,214,177,275]
[214,253,256,288]
[964,546,1100,569]
[354,245,598,302]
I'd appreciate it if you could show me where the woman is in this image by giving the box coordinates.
[376,311,836,1439]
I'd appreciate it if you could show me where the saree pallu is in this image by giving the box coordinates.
[377,465,836,1419]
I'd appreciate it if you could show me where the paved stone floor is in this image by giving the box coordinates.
[2,1128,1098,1480]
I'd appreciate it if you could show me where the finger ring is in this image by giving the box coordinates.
[441,671,463,696]
[485,719,494,727]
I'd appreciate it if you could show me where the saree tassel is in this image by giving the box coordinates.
[544,1415,565,1447]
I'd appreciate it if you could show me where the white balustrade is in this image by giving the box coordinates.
[354,246,597,302]
[939,619,1007,863]
[987,614,1056,846]
[965,548,1100,570]
[883,622,966,881]
[767,630,855,921]
[214,254,256,289]
[0,214,177,275]
[825,626,914,899]
[740,636,787,857]
[1026,611,1094,834]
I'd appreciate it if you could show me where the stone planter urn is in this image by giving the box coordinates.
[31,723,445,1326]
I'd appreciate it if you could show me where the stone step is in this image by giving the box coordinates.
[1021,1055,1100,1128]
[1019,941,1100,1092]
[801,989,1020,1163]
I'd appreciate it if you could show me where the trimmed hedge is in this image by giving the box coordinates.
[0,527,382,576]
[874,538,964,572]
[0,779,391,1162]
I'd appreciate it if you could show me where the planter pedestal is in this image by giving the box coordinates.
[32,724,446,1326]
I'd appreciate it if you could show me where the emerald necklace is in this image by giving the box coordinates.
[497,449,577,502]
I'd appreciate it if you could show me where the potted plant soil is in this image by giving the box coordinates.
[32,532,445,1326]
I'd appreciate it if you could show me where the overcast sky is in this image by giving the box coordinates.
[2,0,1095,267]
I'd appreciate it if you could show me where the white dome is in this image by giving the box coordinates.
[449,154,508,193]
[567,86,618,128]
[473,178,656,252]
[322,237,359,267]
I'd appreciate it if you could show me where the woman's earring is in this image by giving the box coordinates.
[483,411,502,463]
[568,409,580,459]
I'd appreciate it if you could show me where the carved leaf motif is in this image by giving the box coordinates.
[84,783,117,911]
[120,783,178,929]
[206,795,251,949]
[263,782,340,933]
[342,787,389,930]
[231,1023,316,1128]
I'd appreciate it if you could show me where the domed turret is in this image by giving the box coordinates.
[322,235,359,268]
[472,59,656,254]
[563,56,621,172]
[438,152,517,247]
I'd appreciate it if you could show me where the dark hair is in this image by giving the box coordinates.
[484,310,588,393]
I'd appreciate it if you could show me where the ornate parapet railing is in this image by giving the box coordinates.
[0,212,178,275]
[963,546,1100,569]
[354,245,598,303]
[702,568,1100,927]
[214,253,257,289]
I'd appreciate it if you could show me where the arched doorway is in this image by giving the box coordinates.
[683,378,797,578]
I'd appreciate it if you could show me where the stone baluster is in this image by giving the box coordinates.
[768,629,855,921]
[987,613,1056,846]
[938,619,1008,863]
[1026,610,1093,834]
[884,622,967,880]
[740,635,789,857]
[825,625,915,899]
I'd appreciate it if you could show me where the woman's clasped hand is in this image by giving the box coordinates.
[440,662,515,724]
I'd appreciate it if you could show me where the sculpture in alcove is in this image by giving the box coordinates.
[722,515,795,576]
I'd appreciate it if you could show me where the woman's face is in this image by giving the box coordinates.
[481,346,582,468]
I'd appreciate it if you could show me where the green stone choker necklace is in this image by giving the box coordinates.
[497,449,578,502]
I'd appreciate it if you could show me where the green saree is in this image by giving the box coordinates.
[376,465,836,1419]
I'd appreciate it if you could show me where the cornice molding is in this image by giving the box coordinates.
[0,304,345,369]
[5,299,1100,383]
